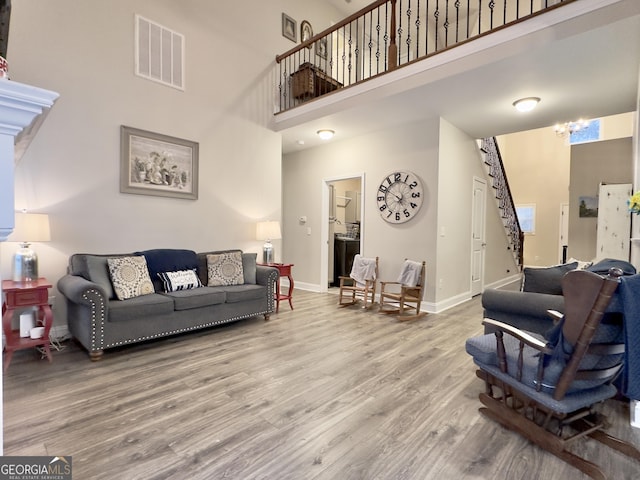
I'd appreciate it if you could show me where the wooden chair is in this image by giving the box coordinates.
[378,260,426,321]
[466,267,640,480]
[338,255,378,309]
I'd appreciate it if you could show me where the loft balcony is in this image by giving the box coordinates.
[273,0,640,152]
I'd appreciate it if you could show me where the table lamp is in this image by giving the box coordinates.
[8,212,51,282]
[256,221,281,264]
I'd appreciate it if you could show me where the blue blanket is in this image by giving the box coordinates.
[617,274,640,400]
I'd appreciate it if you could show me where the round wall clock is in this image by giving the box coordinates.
[376,171,424,224]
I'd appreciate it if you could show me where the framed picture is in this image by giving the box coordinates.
[120,125,199,200]
[282,13,296,42]
[316,37,328,59]
[301,20,313,47]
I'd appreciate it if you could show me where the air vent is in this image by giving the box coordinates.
[135,14,184,90]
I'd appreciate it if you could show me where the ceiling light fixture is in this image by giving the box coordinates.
[317,129,335,140]
[554,119,590,137]
[512,97,540,113]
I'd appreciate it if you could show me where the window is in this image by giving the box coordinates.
[516,204,536,234]
[570,119,601,145]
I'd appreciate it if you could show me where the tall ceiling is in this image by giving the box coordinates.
[278,0,640,153]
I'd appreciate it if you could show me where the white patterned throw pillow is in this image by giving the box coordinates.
[107,256,155,300]
[207,252,244,286]
[158,269,202,292]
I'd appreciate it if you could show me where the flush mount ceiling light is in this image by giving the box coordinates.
[317,129,335,140]
[512,97,540,113]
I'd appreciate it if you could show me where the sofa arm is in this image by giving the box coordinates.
[57,274,109,306]
[256,265,279,286]
[481,289,565,335]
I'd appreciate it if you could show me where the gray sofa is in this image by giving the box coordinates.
[57,248,278,360]
[482,258,636,336]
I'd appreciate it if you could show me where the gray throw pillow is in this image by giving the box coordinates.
[522,262,578,295]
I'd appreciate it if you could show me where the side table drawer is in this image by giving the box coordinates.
[7,289,48,306]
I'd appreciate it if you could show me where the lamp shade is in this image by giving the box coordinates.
[256,221,281,241]
[8,213,51,243]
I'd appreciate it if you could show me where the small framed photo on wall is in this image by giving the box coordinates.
[282,13,296,42]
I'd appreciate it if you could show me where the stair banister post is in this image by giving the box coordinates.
[388,0,397,70]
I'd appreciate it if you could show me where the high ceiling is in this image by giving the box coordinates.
[278,0,640,153]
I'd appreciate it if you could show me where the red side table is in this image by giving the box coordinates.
[2,278,53,371]
[260,263,294,313]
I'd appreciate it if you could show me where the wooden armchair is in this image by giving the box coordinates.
[378,260,426,321]
[338,255,378,309]
[466,267,640,479]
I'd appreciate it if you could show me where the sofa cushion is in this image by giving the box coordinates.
[522,262,578,295]
[160,287,226,311]
[107,256,155,300]
[242,253,257,284]
[136,249,198,292]
[158,269,202,292]
[222,284,266,303]
[207,251,244,286]
[108,293,175,322]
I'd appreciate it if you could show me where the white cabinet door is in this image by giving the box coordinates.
[596,183,632,261]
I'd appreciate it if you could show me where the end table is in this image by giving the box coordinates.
[2,278,54,371]
[259,263,294,313]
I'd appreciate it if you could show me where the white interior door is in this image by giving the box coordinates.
[471,177,487,296]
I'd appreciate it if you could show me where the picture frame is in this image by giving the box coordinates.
[120,125,199,200]
[316,37,328,59]
[300,20,313,47]
[282,13,296,42]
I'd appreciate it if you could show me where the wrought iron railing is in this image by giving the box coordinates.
[481,137,524,268]
[275,0,575,113]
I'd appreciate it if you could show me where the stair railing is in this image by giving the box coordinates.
[275,0,576,113]
[481,137,524,269]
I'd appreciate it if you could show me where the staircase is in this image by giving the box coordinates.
[479,137,524,269]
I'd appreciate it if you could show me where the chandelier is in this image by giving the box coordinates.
[554,119,590,137]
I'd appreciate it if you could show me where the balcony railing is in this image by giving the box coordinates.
[275,0,575,113]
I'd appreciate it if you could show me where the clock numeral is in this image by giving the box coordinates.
[404,174,409,183]
[386,176,393,186]
[387,211,393,218]
[404,209,411,218]
[379,185,388,193]
[395,212,401,221]
[412,192,421,198]
[410,202,418,209]
[379,204,387,212]
[409,181,418,189]
[377,196,385,202]
[394,173,401,182]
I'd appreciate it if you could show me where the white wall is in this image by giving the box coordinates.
[1,0,322,326]
[282,116,516,311]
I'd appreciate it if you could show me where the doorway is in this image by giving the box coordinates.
[321,174,365,292]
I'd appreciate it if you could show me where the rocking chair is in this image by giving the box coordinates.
[466,267,640,480]
[338,255,378,309]
[378,260,426,320]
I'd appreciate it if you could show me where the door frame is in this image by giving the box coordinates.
[321,173,365,292]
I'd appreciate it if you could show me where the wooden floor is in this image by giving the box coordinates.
[4,290,640,479]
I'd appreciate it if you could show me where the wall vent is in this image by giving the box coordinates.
[135,15,184,90]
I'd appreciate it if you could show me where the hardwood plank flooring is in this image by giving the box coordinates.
[4,290,640,479]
